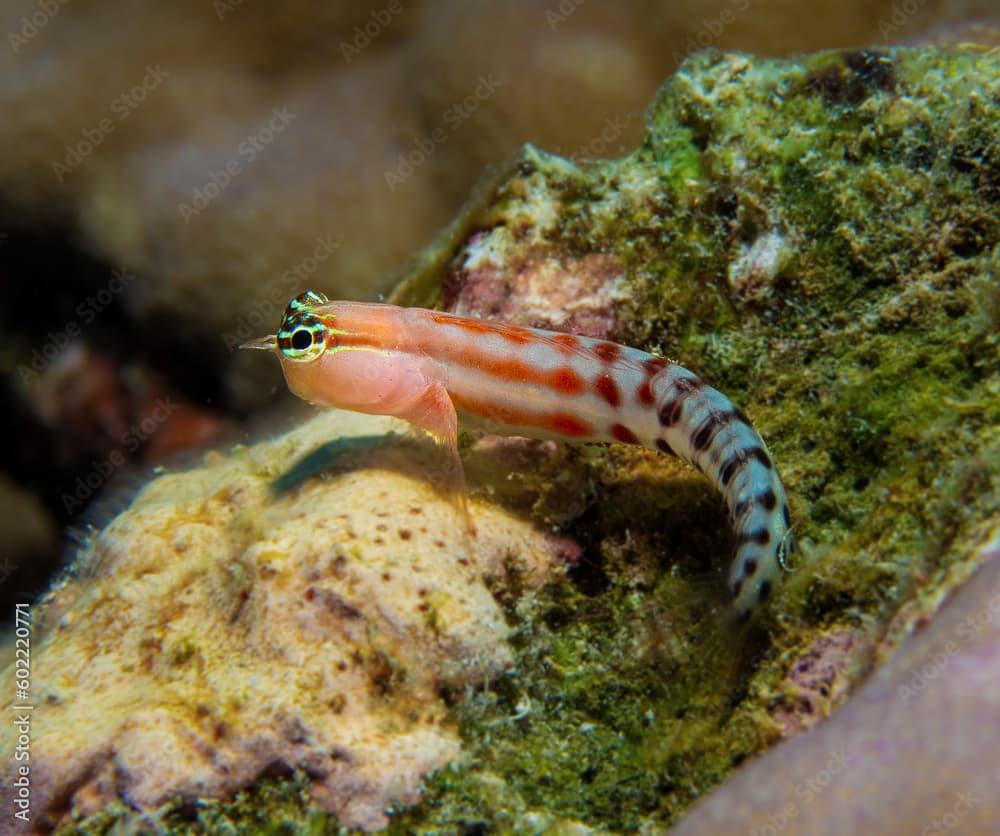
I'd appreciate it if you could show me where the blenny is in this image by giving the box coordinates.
[243,290,792,619]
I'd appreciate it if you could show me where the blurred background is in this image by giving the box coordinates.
[0,0,997,607]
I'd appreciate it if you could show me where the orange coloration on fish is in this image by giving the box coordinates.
[242,291,793,619]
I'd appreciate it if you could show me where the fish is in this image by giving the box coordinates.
[242,290,793,620]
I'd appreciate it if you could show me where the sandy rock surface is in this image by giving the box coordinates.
[0,410,568,833]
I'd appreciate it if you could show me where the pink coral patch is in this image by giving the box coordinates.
[449,246,627,339]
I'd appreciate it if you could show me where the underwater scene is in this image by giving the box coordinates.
[0,2,998,834]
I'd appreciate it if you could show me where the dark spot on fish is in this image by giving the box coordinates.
[551,413,592,437]
[551,366,586,395]
[733,578,743,598]
[660,376,703,425]
[740,529,770,546]
[674,376,703,395]
[744,557,758,577]
[552,333,579,355]
[594,342,620,363]
[500,326,532,345]
[658,399,682,426]
[398,529,412,540]
[656,438,676,457]
[595,372,621,407]
[758,580,772,603]
[611,423,640,445]
[747,446,773,470]
[719,457,740,486]
[693,415,720,451]
[732,407,753,427]
[758,488,777,511]
[638,358,666,406]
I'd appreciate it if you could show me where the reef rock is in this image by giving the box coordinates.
[0,410,568,833]
[1,44,998,834]
[669,530,1000,835]
[386,45,1000,832]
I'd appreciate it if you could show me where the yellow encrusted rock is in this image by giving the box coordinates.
[0,410,568,832]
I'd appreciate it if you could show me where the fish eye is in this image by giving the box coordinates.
[291,328,313,351]
[278,315,327,362]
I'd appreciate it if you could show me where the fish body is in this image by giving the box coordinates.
[243,291,792,619]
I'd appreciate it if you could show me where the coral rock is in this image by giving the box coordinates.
[669,530,1000,835]
[0,410,568,832]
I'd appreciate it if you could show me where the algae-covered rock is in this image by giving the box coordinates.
[1,45,998,834]
[389,45,1000,832]
[670,531,1000,835]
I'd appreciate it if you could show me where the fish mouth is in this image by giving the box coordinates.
[239,334,278,351]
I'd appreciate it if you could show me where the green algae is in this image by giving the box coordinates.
[58,46,999,835]
[390,45,1000,833]
[56,772,339,836]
